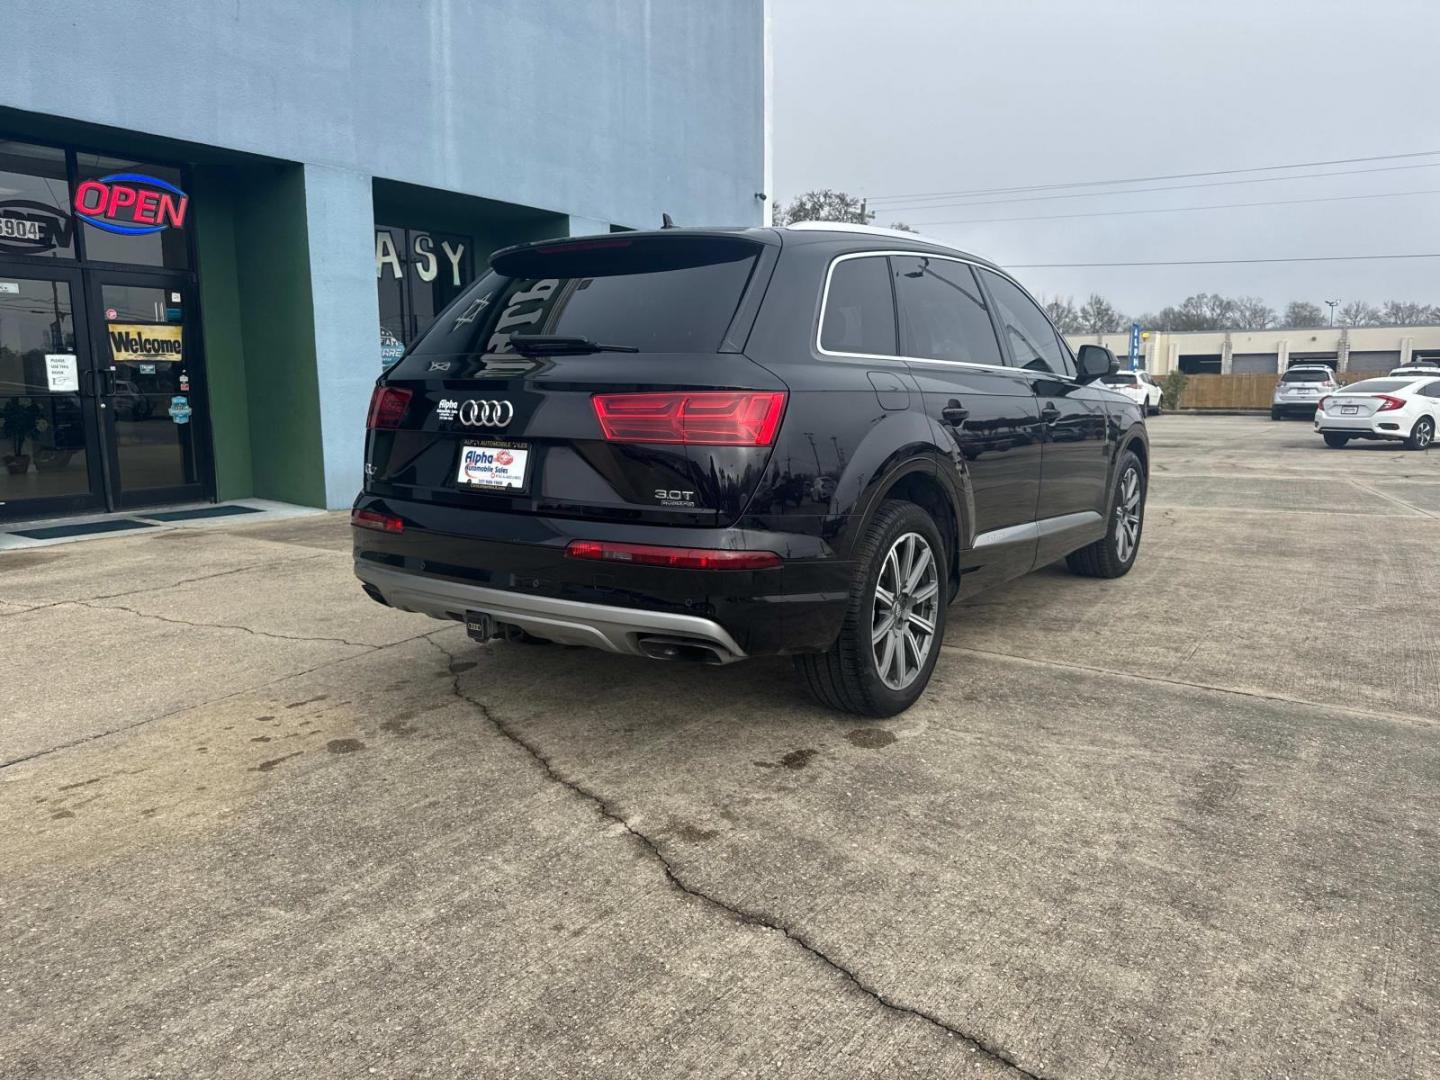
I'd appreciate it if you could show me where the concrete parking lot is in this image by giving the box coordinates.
[3,414,1437,1079]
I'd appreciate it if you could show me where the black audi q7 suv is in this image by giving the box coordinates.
[353,222,1148,716]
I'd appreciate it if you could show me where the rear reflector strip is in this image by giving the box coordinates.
[565,540,781,570]
[592,391,786,446]
[351,508,404,533]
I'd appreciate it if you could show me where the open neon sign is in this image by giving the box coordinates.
[73,173,189,236]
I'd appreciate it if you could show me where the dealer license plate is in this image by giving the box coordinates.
[1341,405,1359,415]
[455,439,530,492]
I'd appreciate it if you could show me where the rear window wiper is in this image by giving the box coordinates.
[508,334,639,356]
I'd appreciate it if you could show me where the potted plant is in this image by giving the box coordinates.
[1,397,43,475]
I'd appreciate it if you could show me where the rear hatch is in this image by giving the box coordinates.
[364,232,783,527]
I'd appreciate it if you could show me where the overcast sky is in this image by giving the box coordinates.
[770,0,1440,317]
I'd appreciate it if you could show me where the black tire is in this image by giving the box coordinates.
[1405,415,1435,451]
[1270,407,1282,420]
[1323,433,1350,449]
[1066,450,1145,579]
[794,500,947,717]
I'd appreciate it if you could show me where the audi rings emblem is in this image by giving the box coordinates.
[457,399,514,428]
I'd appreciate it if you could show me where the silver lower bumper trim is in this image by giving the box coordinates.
[355,560,746,662]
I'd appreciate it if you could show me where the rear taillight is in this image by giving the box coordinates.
[1377,395,1406,412]
[351,508,404,533]
[366,386,413,430]
[1316,396,1330,411]
[565,540,781,570]
[592,391,787,446]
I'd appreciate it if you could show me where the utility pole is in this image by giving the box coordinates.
[859,197,869,225]
[1325,299,1340,327]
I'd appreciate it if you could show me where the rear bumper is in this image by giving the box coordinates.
[351,495,851,657]
[356,559,748,661]
[1272,399,1319,415]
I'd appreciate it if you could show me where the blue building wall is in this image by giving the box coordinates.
[0,0,766,509]
[1,0,766,230]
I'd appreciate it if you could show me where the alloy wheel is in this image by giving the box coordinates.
[1115,466,1142,563]
[871,532,941,691]
[1417,418,1435,449]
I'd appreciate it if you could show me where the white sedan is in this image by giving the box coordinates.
[1099,369,1164,415]
[1314,375,1440,450]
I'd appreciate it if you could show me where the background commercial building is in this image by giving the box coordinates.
[1066,325,1440,376]
[0,0,767,524]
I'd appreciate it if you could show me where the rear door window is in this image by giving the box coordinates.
[890,256,1003,367]
[392,235,762,378]
[820,255,897,356]
[978,270,1075,377]
[1281,369,1331,383]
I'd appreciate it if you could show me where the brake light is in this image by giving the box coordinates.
[592,391,787,446]
[351,508,404,533]
[366,386,413,429]
[565,540,781,570]
[1316,396,1330,412]
[1377,395,1406,412]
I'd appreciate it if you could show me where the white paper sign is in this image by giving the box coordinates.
[0,282,19,295]
[45,354,79,393]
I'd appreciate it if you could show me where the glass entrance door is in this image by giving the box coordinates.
[87,272,209,510]
[0,264,106,519]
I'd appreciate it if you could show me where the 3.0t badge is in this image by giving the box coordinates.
[456,399,514,428]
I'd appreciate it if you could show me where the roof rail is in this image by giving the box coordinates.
[784,220,946,245]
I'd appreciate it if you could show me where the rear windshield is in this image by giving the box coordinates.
[1100,373,1139,384]
[1342,379,1412,394]
[391,235,761,378]
[1281,369,1331,382]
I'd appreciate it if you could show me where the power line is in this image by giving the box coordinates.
[906,187,1440,228]
[876,162,1440,212]
[865,148,1440,203]
[1006,253,1440,269]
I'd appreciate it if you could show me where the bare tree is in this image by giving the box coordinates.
[1338,301,1381,328]
[1043,296,1083,335]
[1281,301,1325,328]
[1079,293,1128,334]
[1379,300,1440,325]
[1231,296,1276,330]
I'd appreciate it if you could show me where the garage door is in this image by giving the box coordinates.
[1232,353,1278,374]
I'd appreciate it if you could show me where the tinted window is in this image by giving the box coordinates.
[393,235,760,377]
[0,141,73,259]
[1424,381,1440,398]
[1281,369,1331,383]
[1100,373,1139,385]
[821,256,896,355]
[891,256,1003,366]
[979,270,1072,376]
[1343,379,1413,394]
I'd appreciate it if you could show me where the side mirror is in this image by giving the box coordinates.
[1076,344,1117,382]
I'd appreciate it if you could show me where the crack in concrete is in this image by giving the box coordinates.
[424,635,1047,1080]
[0,553,332,619]
[66,598,381,649]
[944,643,1435,728]
[0,627,451,771]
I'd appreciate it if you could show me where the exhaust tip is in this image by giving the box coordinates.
[637,636,729,665]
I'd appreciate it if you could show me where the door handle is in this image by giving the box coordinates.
[1039,402,1061,423]
[941,400,969,425]
[101,367,117,398]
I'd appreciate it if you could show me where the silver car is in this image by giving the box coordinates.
[1271,365,1338,419]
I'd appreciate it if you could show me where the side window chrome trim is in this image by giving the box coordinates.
[815,249,1076,380]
